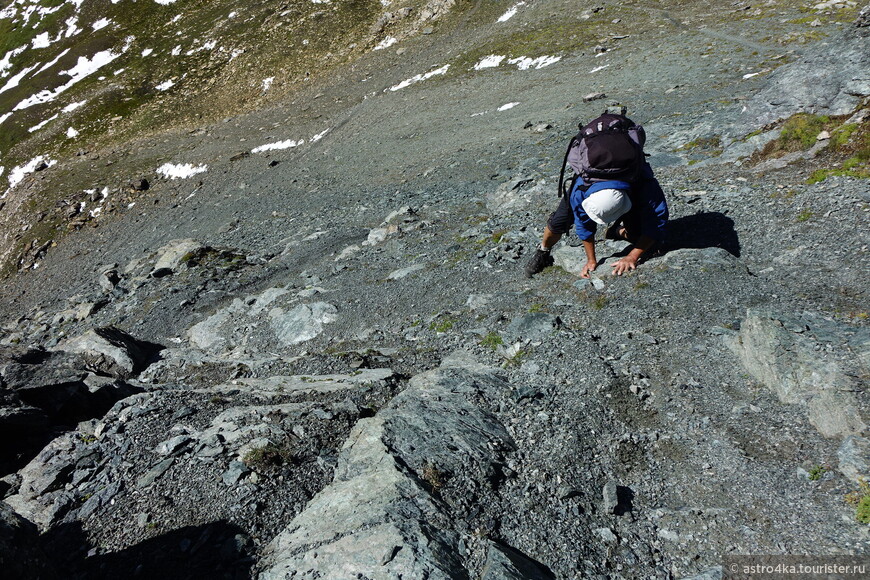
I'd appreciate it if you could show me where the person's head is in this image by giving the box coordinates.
[581,188,632,225]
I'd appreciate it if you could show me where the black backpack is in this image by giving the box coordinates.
[557,108,646,197]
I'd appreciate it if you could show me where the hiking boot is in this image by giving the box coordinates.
[605,222,626,241]
[524,248,554,278]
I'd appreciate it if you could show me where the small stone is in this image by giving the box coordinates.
[817,130,831,140]
[591,278,605,290]
[136,458,174,488]
[558,485,581,500]
[596,527,618,544]
[222,461,251,485]
[583,92,606,102]
[137,512,150,527]
[155,435,192,456]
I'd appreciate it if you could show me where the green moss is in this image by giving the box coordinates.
[807,159,870,184]
[480,332,503,349]
[846,478,870,524]
[780,113,830,149]
[429,316,456,333]
[795,209,814,223]
[808,464,827,481]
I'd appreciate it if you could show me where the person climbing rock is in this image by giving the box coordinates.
[525,109,669,279]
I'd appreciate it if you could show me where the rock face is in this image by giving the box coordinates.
[725,309,868,439]
[737,23,870,131]
[259,360,546,579]
[57,326,162,379]
[0,345,142,473]
[188,287,338,351]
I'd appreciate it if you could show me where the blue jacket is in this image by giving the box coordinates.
[569,164,668,242]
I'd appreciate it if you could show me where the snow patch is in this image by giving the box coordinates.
[66,126,79,138]
[62,100,86,113]
[155,79,175,91]
[32,32,52,49]
[13,49,123,111]
[498,2,525,22]
[65,16,81,38]
[508,55,561,70]
[35,48,71,76]
[7,157,57,191]
[310,128,330,143]
[374,37,397,50]
[589,64,609,73]
[498,102,519,111]
[252,139,304,153]
[154,0,178,5]
[28,113,59,133]
[388,64,449,92]
[0,46,27,78]
[92,18,111,31]
[157,163,208,179]
[0,62,41,95]
[262,77,274,92]
[142,48,154,57]
[0,112,12,125]
[171,45,182,56]
[474,55,506,70]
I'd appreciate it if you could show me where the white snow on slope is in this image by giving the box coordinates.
[62,100,86,112]
[154,0,179,5]
[0,46,27,78]
[389,64,449,91]
[0,112,11,125]
[473,55,561,71]
[32,32,52,49]
[155,79,175,91]
[474,55,505,70]
[66,126,79,138]
[498,2,525,23]
[36,48,71,75]
[92,18,112,31]
[374,37,397,50]
[508,55,561,70]
[28,113,58,132]
[252,139,303,153]
[0,62,41,94]
[7,156,57,191]
[157,163,207,179]
[13,48,124,111]
[498,102,519,111]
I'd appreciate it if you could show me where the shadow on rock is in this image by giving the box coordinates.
[41,520,254,580]
[662,211,740,257]
[614,485,635,517]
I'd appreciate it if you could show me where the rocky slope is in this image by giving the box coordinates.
[1,0,869,578]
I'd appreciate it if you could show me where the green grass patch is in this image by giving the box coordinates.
[780,113,830,149]
[795,209,814,223]
[429,316,456,333]
[846,478,870,524]
[480,332,503,349]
